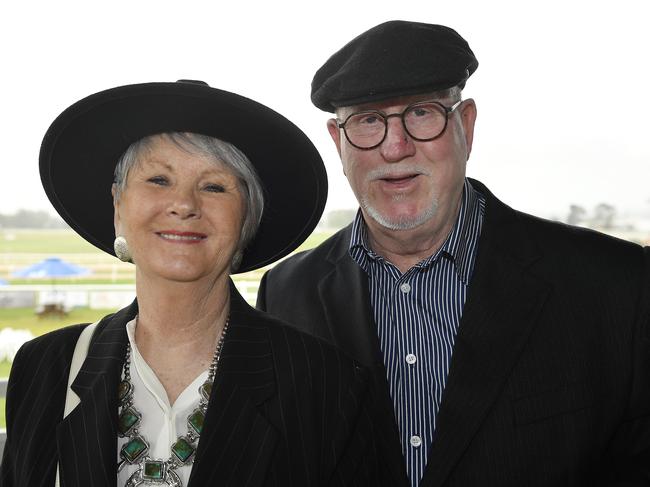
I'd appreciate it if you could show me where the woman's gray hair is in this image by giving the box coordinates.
[113,132,265,270]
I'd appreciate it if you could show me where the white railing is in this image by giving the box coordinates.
[0,279,261,309]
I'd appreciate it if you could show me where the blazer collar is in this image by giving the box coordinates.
[422,179,551,487]
[57,286,279,487]
[321,224,381,368]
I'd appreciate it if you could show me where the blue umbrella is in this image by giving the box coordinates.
[12,258,91,314]
[12,257,91,279]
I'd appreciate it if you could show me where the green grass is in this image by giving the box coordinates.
[8,277,137,285]
[0,307,118,338]
[298,230,332,250]
[0,229,101,254]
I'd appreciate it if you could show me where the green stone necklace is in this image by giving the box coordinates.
[117,319,229,487]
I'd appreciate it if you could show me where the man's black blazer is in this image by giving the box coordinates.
[1,283,383,487]
[257,179,650,487]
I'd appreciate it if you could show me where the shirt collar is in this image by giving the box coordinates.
[349,178,484,283]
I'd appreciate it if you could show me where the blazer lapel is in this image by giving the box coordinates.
[187,285,277,487]
[56,302,136,487]
[319,226,378,367]
[421,181,551,487]
[319,231,410,486]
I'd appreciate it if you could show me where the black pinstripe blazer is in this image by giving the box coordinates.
[0,283,384,487]
[257,179,650,487]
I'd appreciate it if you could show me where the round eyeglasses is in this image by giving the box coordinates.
[336,99,463,150]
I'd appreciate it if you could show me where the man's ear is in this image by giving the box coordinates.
[326,118,343,157]
[459,98,477,160]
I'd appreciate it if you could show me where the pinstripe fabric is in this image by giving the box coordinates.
[0,324,85,487]
[1,283,383,487]
[349,180,485,486]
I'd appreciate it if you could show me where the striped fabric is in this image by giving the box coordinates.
[349,179,485,487]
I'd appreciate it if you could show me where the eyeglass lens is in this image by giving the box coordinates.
[343,102,449,149]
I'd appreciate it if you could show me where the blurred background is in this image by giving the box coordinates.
[1,0,649,435]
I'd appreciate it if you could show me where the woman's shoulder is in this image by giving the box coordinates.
[16,323,87,358]
[5,323,89,414]
[9,323,88,376]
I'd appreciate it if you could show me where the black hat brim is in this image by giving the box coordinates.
[39,81,327,273]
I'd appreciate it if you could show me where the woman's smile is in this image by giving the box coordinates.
[156,230,207,243]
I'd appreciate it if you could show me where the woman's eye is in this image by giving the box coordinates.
[204,184,225,193]
[147,176,168,186]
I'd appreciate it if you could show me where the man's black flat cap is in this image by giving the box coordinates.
[311,20,478,112]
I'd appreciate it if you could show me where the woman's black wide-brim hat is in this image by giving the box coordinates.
[39,80,328,273]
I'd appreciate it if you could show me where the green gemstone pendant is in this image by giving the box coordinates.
[118,406,141,435]
[143,460,165,480]
[171,437,195,464]
[187,408,205,435]
[121,435,149,463]
[118,380,132,402]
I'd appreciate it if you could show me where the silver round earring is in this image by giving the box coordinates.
[113,236,132,263]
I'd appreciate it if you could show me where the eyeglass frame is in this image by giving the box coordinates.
[335,99,464,150]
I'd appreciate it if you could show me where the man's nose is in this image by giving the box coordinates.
[379,116,416,162]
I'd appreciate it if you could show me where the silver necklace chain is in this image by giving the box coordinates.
[117,319,229,486]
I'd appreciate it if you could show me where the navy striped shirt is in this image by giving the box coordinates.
[349,179,485,487]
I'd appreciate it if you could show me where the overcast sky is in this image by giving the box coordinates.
[2,0,649,223]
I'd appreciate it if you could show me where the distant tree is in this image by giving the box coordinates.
[566,204,587,225]
[591,203,617,230]
[0,209,69,229]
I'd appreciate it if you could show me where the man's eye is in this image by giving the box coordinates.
[358,114,381,125]
[411,107,430,117]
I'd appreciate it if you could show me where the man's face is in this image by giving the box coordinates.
[327,93,477,232]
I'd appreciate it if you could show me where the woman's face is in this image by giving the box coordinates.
[113,135,245,285]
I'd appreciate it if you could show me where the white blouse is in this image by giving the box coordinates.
[117,318,208,486]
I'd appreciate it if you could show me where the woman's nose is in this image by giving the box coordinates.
[168,188,200,219]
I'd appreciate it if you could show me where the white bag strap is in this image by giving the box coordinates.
[55,321,99,487]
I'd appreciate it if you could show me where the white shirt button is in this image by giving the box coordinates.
[410,435,422,448]
[405,353,417,365]
[400,282,411,293]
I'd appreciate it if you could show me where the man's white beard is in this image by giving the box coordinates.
[361,194,439,231]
